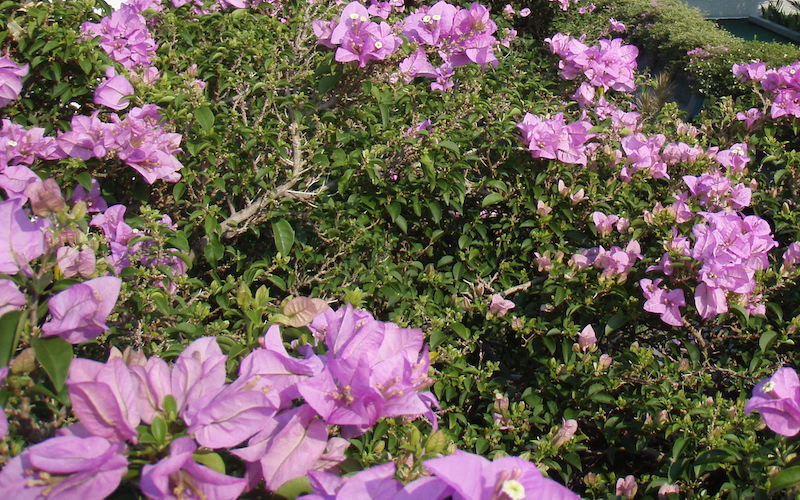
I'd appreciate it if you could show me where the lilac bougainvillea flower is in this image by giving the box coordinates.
[0,165,40,201]
[592,211,619,237]
[745,367,800,436]
[41,276,122,344]
[94,67,135,110]
[231,405,329,492]
[0,198,48,275]
[489,293,515,316]
[423,450,579,500]
[616,475,637,499]
[57,111,115,161]
[736,108,762,129]
[303,463,407,499]
[0,435,127,498]
[70,177,108,213]
[0,279,25,316]
[298,304,438,437]
[171,336,228,413]
[0,55,28,108]
[67,356,141,443]
[640,278,686,327]
[140,437,247,500]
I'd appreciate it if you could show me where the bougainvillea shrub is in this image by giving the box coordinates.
[4,0,800,497]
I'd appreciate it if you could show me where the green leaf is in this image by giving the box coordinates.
[395,215,408,234]
[31,336,73,391]
[0,311,22,367]
[272,219,295,255]
[173,182,186,202]
[481,192,504,207]
[451,323,470,340]
[195,106,215,131]
[605,313,629,335]
[386,202,401,222]
[759,330,779,353]
[192,452,226,474]
[770,466,800,493]
[151,416,167,443]
[75,172,93,191]
[275,477,312,499]
[163,394,178,422]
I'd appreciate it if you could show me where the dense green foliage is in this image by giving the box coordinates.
[5,0,800,497]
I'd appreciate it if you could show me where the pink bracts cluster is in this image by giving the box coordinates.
[81,6,158,71]
[314,2,401,67]
[314,1,504,91]
[0,304,439,498]
[546,33,638,92]
[300,449,579,499]
[516,112,595,165]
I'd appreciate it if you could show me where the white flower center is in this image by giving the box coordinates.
[422,15,432,22]
[762,381,776,394]
[374,41,383,49]
[349,13,359,20]
[432,14,441,20]
[501,479,526,500]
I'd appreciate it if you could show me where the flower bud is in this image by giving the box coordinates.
[552,419,578,448]
[658,483,680,498]
[615,475,637,499]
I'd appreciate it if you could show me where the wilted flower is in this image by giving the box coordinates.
[28,178,66,217]
[658,483,680,498]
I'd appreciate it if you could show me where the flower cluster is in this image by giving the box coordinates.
[571,240,642,281]
[0,55,184,185]
[314,1,505,91]
[0,173,127,344]
[314,2,401,67]
[546,33,638,92]
[0,303,438,498]
[733,60,800,119]
[620,133,669,180]
[400,0,501,90]
[643,207,777,326]
[81,6,158,71]
[516,112,595,165]
[301,449,579,499]
[58,104,185,184]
